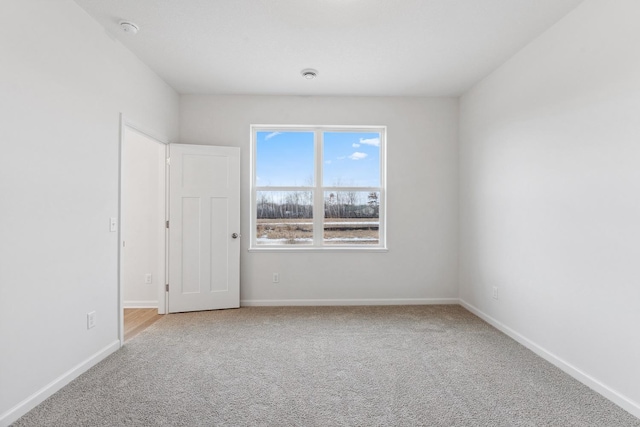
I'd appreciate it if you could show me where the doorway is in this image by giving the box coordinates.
[118,120,241,342]
[119,120,167,344]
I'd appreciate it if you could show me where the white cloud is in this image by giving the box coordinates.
[359,137,380,147]
[265,132,281,140]
[352,143,360,148]
[325,160,332,164]
[348,152,368,160]
[337,156,346,160]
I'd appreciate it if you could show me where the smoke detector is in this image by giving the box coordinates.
[119,21,139,35]
[301,69,318,80]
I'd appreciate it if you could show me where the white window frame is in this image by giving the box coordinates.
[249,125,387,252]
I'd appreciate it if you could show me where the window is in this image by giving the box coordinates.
[250,125,386,250]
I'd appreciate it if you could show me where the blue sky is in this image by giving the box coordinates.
[256,131,380,187]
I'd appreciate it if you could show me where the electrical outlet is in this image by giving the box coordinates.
[144,273,152,284]
[492,286,499,300]
[273,273,280,283]
[87,311,96,329]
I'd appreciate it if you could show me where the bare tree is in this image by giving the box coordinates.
[368,192,379,217]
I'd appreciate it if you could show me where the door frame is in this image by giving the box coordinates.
[118,114,169,346]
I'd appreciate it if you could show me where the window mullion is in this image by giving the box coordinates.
[255,186,314,192]
[313,129,324,246]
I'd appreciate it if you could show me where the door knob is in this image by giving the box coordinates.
[231,233,239,239]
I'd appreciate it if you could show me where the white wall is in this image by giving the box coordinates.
[122,128,166,308]
[0,1,179,424]
[459,0,640,417]
[180,95,459,305]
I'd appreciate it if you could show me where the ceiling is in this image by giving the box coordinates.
[74,0,583,96]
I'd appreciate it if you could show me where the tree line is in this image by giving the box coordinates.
[257,192,379,219]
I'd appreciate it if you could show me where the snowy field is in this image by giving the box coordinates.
[256,218,379,245]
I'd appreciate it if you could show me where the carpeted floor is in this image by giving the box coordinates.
[13,305,640,426]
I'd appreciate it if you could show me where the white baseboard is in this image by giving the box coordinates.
[459,299,640,420]
[123,300,158,308]
[240,298,460,307]
[0,340,120,427]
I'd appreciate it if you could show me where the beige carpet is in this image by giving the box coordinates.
[13,305,640,426]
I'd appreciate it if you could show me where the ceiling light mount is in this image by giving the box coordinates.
[119,21,139,35]
[301,68,318,80]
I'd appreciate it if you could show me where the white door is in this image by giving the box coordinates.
[168,144,240,313]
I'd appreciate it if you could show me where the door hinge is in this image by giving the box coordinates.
[165,284,169,292]
[166,220,169,228]
[166,157,170,165]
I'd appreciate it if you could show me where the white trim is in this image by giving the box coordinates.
[248,247,389,253]
[0,341,120,427]
[123,300,158,309]
[459,299,640,420]
[314,130,323,246]
[162,142,169,315]
[117,115,125,348]
[240,298,459,307]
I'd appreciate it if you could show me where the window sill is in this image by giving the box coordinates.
[248,247,389,253]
